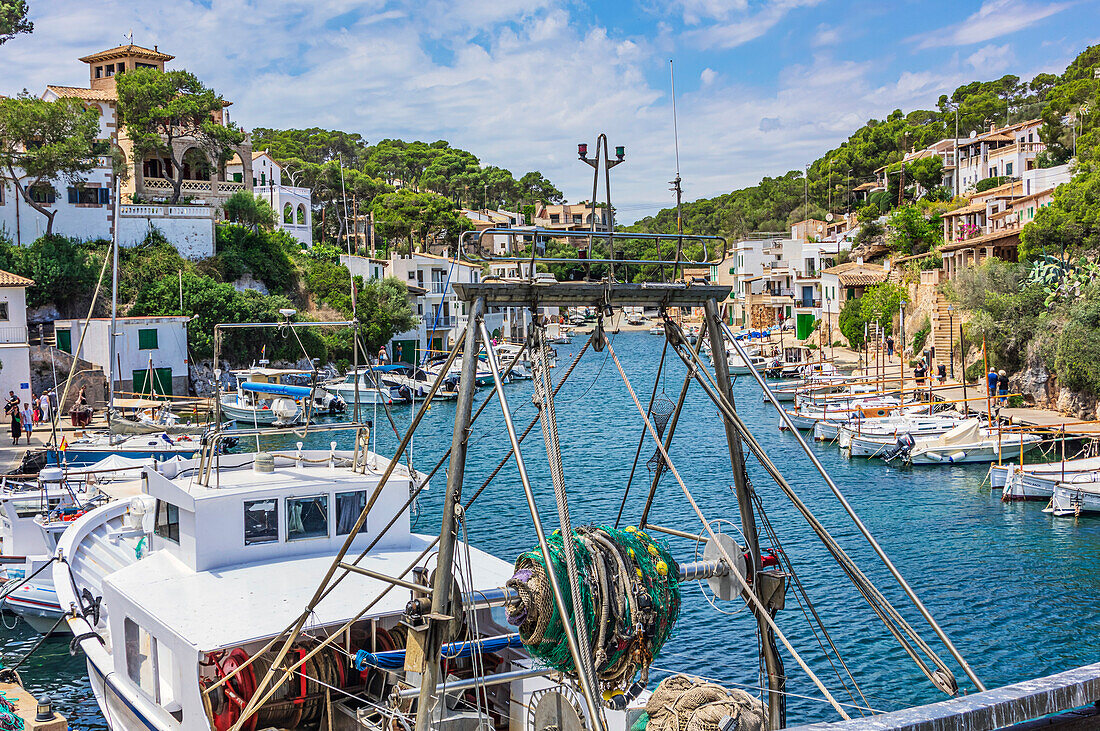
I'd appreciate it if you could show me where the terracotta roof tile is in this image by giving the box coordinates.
[79,44,174,63]
[45,85,116,102]
[0,269,34,287]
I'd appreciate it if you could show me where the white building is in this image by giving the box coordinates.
[0,270,34,405]
[53,316,190,396]
[0,44,253,257]
[955,119,1045,193]
[227,152,313,247]
[340,255,388,283]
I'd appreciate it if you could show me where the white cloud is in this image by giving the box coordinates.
[966,43,1016,72]
[682,0,823,49]
[912,0,1070,49]
[0,0,1061,223]
[812,23,842,47]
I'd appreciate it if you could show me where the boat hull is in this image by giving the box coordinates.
[219,401,300,425]
[908,440,1041,465]
[47,446,200,466]
[2,579,64,633]
[1051,480,1100,516]
[1002,470,1057,501]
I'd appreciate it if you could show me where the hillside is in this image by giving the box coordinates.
[630,46,1098,239]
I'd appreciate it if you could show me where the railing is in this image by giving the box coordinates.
[120,205,215,218]
[431,282,448,294]
[795,299,821,309]
[425,316,457,329]
[141,178,245,195]
[0,325,28,344]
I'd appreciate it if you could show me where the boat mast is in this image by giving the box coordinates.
[414,298,485,731]
[704,299,786,728]
[670,59,684,281]
[108,175,120,426]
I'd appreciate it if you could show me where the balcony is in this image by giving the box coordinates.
[0,325,28,344]
[142,177,246,196]
[794,299,822,309]
[424,315,457,329]
[431,282,448,295]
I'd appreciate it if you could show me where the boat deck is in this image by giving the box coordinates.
[103,534,515,650]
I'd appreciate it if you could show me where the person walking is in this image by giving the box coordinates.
[937,363,947,385]
[21,402,32,444]
[914,361,926,386]
[39,391,50,423]
[997,369,1010,405]
[987,367,999,399]
[377,345,388,365]
[886,335,895,359]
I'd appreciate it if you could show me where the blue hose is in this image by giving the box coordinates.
[354,633,522,671]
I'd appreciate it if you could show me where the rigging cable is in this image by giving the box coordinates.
[615,336,669,528]
[604,338,851,721]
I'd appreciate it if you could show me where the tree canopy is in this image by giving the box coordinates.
[0,0,31,45]
[0,93,101,235]
[116,67,245,204]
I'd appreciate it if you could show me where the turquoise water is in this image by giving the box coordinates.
[5,331,1100,728]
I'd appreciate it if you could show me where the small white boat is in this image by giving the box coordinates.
[835,414,969,455]
[0,462,141,633]
[220,366,311,426]
[904,421,1043,465]
[991,454,1100,490]
[324,368,397,404]
[46,431,205,467]
[649,324,664,335]
[1050,474,1100,516]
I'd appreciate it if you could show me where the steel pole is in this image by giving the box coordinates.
[414,299,484,731]
[478,318,606,731]
[723,322,986,693]
[704,299,784,729]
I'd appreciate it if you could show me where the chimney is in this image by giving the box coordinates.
[154,45,158,52]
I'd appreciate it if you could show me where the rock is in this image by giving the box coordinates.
[27,304,60,325]
[1011,341,1053,407]
[189,360,233,397]
[1055,388,1097,421]
[233,273,269,296]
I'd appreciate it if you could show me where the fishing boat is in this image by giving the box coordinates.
[494,342,534,379]
[220,366,343,426]
[1,461,142,633]
[107,398,215,436]
[901,420,1043,465]
[324,367,399,404]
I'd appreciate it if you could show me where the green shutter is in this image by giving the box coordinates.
[138,328,159,350]
[133,367,173,396]
[233,172,243,183]
[56,329,71,353]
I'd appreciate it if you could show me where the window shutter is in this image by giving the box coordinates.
[68,187,78,204]
[138,328,159,350]
[99,188,110,205]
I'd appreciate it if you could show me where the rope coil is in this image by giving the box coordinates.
[505,525,681,692]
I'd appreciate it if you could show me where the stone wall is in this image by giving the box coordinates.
[750,304,777,329]
[117,205,215,259]
[30,345,107,410]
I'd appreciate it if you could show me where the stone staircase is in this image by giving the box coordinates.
[929,291,955,367]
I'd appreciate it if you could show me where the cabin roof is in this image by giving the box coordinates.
[104,535,515,650]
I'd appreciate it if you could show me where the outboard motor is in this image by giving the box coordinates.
[884,432,915,461]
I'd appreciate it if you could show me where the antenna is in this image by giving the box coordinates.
[670,59,681,178]
[669,60,684,275]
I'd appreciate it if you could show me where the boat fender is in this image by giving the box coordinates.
[946,451,967,463]
[925,452,943,462]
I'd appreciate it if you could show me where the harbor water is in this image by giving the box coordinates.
[6,331,1100,728]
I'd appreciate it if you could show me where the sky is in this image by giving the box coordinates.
[2,0,1097,222]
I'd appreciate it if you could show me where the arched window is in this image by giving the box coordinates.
[296,204,306,225]
[283,203,293,224]
[181,147,212,180]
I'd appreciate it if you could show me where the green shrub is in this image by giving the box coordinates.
[839,296,867,349]
[1049,287,1100,394]
[964,360,986,384]
[973,175,1013,193]
[215,225,297,292]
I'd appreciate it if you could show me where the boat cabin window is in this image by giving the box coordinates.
[244,499,279,545]
[153,500,180,543]
[287,495,329,540]
[125,617,160,702]
[335,491,367,535]
[11,496,60,518]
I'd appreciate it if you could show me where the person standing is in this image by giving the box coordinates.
[987,367,999,399]
[998,370,1010,405]
[39,391,50,424]
[377,345,388,365]
[21,402,32,444]
[886,335,895,359]
[7,400,20,445]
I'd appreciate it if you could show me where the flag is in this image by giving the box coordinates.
[60,437,68,451]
